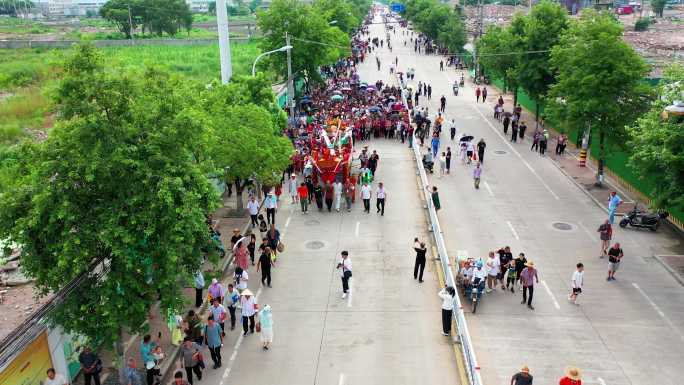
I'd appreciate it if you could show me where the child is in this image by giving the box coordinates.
[505,259,517,293]
[258,214,268,235]
[151,345,165,385]
[568,263,584,304]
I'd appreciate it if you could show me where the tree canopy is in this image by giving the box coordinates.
[401,0,466,54]
[548,10,650,183]
[627,65,684,210]
[476,25,521,101]
[256,0,350,83]
[0,45,217,347]
[100,0,193,38]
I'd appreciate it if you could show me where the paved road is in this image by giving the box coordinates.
[379,14,684,385]
[192,17,461,385]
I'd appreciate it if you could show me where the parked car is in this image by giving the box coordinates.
[616,5,634,14]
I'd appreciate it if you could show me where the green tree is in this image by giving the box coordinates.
[313,0,359,34]
[548,10,651,185]
[400,0,465,53]
[627,65,684,210]
[515,0,568,126]
[651,0,666,17]
[0,45,218,351]
[100,0,193,37]
[100,0,138,38]
[202,74,292,210]
[257,0,350,83]
[477,25,521,104]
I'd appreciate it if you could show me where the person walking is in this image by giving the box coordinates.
[568,263,584,305]
[266,224,280,257]
[445,147,452,174]
[531,131,540,152]
[475,87,481,103]
[240,289,257,335]
[559,366,582,385]
[473,162,482,189]
[209,298,227,335]
[477,138,486,164]
[122,359,143,385]
[503,114,510,134]
[520,261,539,310]
[510,365,533,385]
[485,251,500,293]
[264,191,277,225]
[223,284,239,330]
[438,152,447,178]
[597,220,612,258]
[257,246,275,287]
[539,130,549,156]
[519,121,527,140]
[361,181,371,213]
[343,179,354,212]
[514,253,527,290]
[482,87,488,102]
[324,182,334,212]
[438,286,456,336]
[173,371,190,385]
[194,270,205,308]
[427,84,432,100]
[607,242,623,281]
[511,120,519,142]
[180,338,202,385]
[297,182,309,214]
[208,278,225,304]
[336,251,353,298]
[607,191,622,225]
[258,304,274,350]
[79,346,101,385]
[141,334,158,385]
[375,182,387,216]
[334,180,343,212]
[204,316,223,369]
[440,95,446,113]
[413,240,427,282]
[247,195,259,228]
[428,186,441,211]
[449,120,457,141]
[439,60,444,71]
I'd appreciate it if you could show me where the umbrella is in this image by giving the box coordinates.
[460,135,474,142]
[341,87,352,92]
[388,95,396,101]
[502,111,512,118]
[359,84,368,89]
[232,236,248,252]
[392,102,403,111]
[368,106,381,113]
[405,85,414,91]
[331,94,344,102]
[396,71,404,75]
[366,85,376,92]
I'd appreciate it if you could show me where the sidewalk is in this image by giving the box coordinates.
[74,195,251,385]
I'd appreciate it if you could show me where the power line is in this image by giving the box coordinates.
[290,36,352,51]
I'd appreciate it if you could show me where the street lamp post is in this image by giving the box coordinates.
[252,45,293,76]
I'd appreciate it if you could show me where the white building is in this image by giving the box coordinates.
[186,0,212,13]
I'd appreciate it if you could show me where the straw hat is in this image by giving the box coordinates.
[241,289,254,296]
[565,366,581,381]
[520,365,530,373]
[525,261,535,267]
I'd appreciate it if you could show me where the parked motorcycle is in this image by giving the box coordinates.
[619,206,668,231]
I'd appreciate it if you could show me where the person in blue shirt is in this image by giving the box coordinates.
[607,191,622,225]
[204,316,223,369]
[140,335,157,385]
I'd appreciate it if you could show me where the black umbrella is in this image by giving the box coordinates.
[460,135,474,142]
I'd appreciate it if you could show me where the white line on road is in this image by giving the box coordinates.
[541,280,561,310]
[285,216,291,228]
[347,279,353,307]
[471,105,560,200]
[598,377,607,385]
[506,221,520,240]
[221,286,264,380]
[339,373,346,385]
[355,221,360,238]
[578,221,598,242]
[483,181,494,197]
[632,282,684,342]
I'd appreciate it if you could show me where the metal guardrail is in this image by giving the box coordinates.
[395,78,483,385]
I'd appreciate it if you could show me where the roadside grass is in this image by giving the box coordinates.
[0,87,49,146]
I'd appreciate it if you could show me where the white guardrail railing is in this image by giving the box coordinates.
[396,77,483,385]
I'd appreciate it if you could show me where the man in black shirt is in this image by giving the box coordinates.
[79,346,101,385]
[497,246,513,290]
[368,150,380,176]
[477,139,487,164]
[413,240,427,283]
[607,242,623,281]
[510,365,533,385]
[257,247,275,287]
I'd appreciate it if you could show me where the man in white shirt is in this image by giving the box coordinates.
[264,192,277,225]
[375,182,387,216]
[360,182,371,213]
[568,263,584,305]
[45,368,70,385]
[333,180,343,212]
[247,196,259,228]
[336,251,353,298]
[471,260,486,286]
[485,251,500,293]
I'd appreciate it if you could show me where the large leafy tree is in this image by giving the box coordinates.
[257,0,350,83]
[548,10,651,185]
[627,65,684,210]
[313,0,359,34]
[515,0,568,125]
[100,0,192,37]
[0,45,218,349]
[202,74,292,210]
[477,25,521,104]
[400,0,465,54]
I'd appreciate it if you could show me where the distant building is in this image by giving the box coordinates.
[76,0,109,16]
[186,0,212,13]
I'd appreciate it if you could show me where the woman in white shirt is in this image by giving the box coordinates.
[485,251,500,293]
[336,251,352,298]
[240,289,257,335]
[234,267,249,292]
[438,286,455,336]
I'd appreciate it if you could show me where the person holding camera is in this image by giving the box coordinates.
[336,251,353,299]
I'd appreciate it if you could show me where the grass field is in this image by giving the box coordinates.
[0,41,261,148]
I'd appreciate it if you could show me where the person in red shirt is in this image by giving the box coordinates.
[297,183,309,214]
[559,366,582,385]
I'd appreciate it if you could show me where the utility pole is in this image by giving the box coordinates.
[286,32,295,119]
[216,0,233,84]
[474,0,483,79]
[127,4,134,45]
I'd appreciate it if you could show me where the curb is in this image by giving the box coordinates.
[546,157,612,214]
[653,255,684,287]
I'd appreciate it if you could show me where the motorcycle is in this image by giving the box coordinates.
[422,153,434,173]
[464,279,486,313]
[619,206,668,231]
